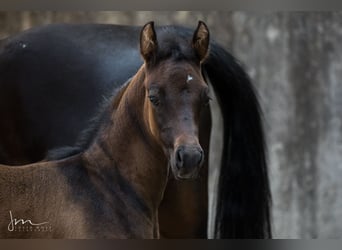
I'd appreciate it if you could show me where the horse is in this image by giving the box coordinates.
[0,21,271,238]
[0,21,211,238]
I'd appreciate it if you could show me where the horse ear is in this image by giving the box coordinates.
[192,21,210,62]
[140,21,158,62]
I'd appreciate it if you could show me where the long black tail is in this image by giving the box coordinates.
[203,43,272,238]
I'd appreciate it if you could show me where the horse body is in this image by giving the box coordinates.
[0,139,159,238]
[0,22,211,238]
[0,22,271,238]
[0,74,161,239]
[0,154,156,238]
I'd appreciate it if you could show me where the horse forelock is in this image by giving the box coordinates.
[151,27,198,65]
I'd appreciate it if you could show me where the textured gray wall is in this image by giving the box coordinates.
[229,12,342,238]
[0,11,341,238]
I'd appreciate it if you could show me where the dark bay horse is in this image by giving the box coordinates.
[0,21,271,238]
[0,21,209,238]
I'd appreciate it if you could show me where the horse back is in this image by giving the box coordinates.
[0,24,142,164]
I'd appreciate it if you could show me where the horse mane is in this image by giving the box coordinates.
[45,79,131,160]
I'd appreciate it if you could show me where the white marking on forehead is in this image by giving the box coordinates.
[186,74,193,83]
[19,42,27,49]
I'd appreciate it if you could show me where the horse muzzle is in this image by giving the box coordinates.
[170,145,204,179]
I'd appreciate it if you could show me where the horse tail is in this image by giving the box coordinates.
[203,43,272,238]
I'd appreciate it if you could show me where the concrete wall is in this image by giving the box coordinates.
[1,11,341,238]
[229,12,342,238]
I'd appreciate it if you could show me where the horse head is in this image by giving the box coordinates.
[139,21,210,179]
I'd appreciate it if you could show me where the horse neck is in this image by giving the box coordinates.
[83,66,169,217]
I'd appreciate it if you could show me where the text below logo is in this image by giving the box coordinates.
[7,210,52,233]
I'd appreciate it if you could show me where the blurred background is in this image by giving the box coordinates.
[0,11,341,239]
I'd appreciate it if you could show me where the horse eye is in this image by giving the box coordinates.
[148,95,160,106]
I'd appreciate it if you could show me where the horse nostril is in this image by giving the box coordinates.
[175,146,204,170]
[176,148,183,169]
[198,150,204,165]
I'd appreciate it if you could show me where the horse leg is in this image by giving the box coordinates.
[158,106,211,238]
